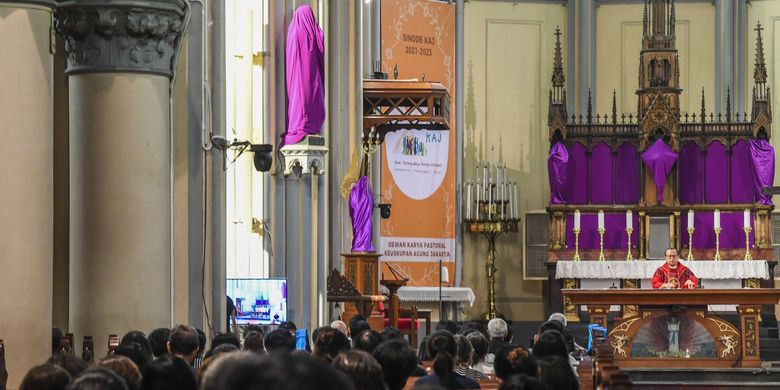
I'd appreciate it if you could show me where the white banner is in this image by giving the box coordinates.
[384,129,449,200]
[380,236,455,262]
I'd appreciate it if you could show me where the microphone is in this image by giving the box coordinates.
[606,263,618,289]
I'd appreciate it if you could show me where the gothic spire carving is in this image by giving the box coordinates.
[726,87,732,121]
[754,22,768,86]
[586,89,593,124]
[612,90,618,124]
[753,22,771,121]
[700,87,706,122]
[548,26,567,124]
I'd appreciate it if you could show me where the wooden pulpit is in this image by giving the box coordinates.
[341,252,384,329]
[381,263,409,328]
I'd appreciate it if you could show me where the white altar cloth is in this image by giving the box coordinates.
[555,260,769,280]
[397,286,476,306]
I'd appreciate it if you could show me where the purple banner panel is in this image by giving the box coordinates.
[641,139,677,203]
[680,211,754,250]
[705,141,728,203]
[679,141,703,204]
[731,140,754,203]
[565,213,639,250]
[567,142,588,204]
[615,142,640,204]
[749,139,775,205]
[283,5,325,145]
[590,142,614,204]
[548,141,569,204]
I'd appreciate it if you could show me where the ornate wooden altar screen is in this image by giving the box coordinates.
[564,289,780,368]
[543,1,775,324]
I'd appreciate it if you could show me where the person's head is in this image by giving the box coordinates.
[120,331,153,361]
[537,355,579,390]
[435,320,459,335]
[330,320,348,334]
[278,321,298,334]
[211,332,241,350]
[372,339,417,390]
[313,327,351,363]
[532,330,569,360]
[353,330,383,354]
[488,318,509,339]
[47,354,89,379]
[196,329,207,358]
[147,328,171,358]
[665,247,679,268]
[547,313,567,327]
[19,364,71,390]
[381,327,403,341]
[331,350,386,390]
[245,325,265,336]
[453,334,474,367]
[427,331,457,386]
[98,356,142,390]
[199,351,355,390]
[141,355,197,390]
[533,320,564,345]
[52,328,64,355]
[498,374,548,390]
[348,316,370,338]
[210,343,239,359]
[115,342,151,374]
[66,367,128,390]
[242,331,265,354]
[466,331,489,364]
[264,328,296,354]
[168,324,199,363]
[494,346,537,381]
[459,322,485,337]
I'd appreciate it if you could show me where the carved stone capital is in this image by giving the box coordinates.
[54,0,187,77]
[279,135,329,177]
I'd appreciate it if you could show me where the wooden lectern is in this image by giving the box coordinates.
[341,252,384,329]
[381,263,409,328]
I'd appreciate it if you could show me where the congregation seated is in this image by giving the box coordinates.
[353,330,383,354]
[313,327,351,364]
[414,330,481,389]
[19,363,71,390]
[372,339,418,390]
[97,356,142,390]
[332,350,387,390]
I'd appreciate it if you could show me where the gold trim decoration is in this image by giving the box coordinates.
[707,317,740,335]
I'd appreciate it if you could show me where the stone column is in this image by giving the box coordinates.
[55,0,186,356]
[0,1,55,386]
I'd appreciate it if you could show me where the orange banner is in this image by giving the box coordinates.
[380,0,456,286]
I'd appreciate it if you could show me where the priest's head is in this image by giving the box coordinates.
[665,247,679,268]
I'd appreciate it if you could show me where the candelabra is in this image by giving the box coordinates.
[463,159,519,320]
[713,227,722,261]
[744,227,753,261]
[625,227,634,261]
[572,228,582,261]
[686,227,694,261]
[597,228,606,261]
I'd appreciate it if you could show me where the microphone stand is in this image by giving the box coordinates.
[439,259,443,320]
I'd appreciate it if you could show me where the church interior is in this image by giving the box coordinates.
[4,0,780,389]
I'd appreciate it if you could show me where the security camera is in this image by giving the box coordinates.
[251,144,273,172]
[211,135,231,150]
[378,204,391,219]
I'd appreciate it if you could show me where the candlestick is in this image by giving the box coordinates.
[744,226,752,261]
[573,228,581,261]
[626,210,633,230]
[686,227,694,261]
[687,210,694,229]
[625,227,634,261]
[714,227,722,261]
[598,227,606,261]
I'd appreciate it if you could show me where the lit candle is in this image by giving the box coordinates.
[476,183,481,220]
[744,209,751,229]
[574,210,581,230]
[598,210,605,230]
[687,210,694,229]
[714,209,721,229]
[626,210,633,230]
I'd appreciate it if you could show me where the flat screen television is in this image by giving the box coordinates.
[227,278,288,325]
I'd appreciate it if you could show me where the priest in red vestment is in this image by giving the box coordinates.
[652,248,698,289]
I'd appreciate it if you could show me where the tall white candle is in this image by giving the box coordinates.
[501,182,506,219]
[476,183,481,220]
[574,210,581,230]
[744,209,751,228]
[466,182,472,220]
[483,162,488,194]
[626,210,633,230]
[476,163,481,186]
[716,210,722,229]
[598,210,605,230]
[488,185,493,220]
[687,210,694,229]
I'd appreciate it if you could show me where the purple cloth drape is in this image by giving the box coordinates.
[565,213,639,250]
[591,142,614,204]
[548,141,569,204]
[567,142,588,204]
[284,5,325,145]
[749,139,775,205]
[705,141,728,203]
[641,139,678,203]
[680,211,754,250]
[349,176,374,252]
[731,140,754,203]
[679,141,703,204]
[615,142,640,204]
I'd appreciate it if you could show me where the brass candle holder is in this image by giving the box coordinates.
[598,227,606,261]
[686,227,695,261]
[573,228,581,261]
[713,227,722,261]
[625,227,634,261]
[744,226,753,261]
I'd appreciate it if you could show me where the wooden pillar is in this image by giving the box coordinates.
[737,305,762,367]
